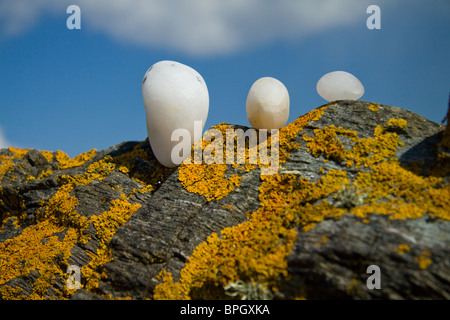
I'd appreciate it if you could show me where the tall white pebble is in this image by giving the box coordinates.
[141,61,209,167]
[316,71,364,102]
[246,77,290,130]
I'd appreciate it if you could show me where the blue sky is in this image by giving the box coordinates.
[0,0,449,157]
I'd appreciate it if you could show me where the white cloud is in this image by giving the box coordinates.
[0,0,431,56]
[0,126,11,149]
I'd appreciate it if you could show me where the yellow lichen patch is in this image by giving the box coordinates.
[81,194,141,291]
[55,149,96,170]
[156,106,344,299]
[0,147,32,181]
[303,125,358,163]
[0,191,141,299]
[36,184,87,230]
[0,146,153,299]
[40,150,54,163]
[179,163,241,201]
[154,168,349,300]
[177,106,330,202]
[351,160,449,221]
[347,124,403,168]
[58,156,116,188]
[368,104,380,112]
[395,244,411,255]
[126,181,154,199]
[153,271,186,300]
[118,166,129,174]
[1,140,161,299]
[0,148,54,183]
[37,169,53,180]
[277,105,329,163]
[155,107,450,300]
[0,161,14,179]
[386,118,407,129]
[178,123,243,201]
[0,220,78,299]
[7,147,31,159]
[426,186,450,220]
[303,119,404,169]
[415,251,432,270]
[25,175,36,182]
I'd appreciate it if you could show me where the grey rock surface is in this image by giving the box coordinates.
[1,100,449,300]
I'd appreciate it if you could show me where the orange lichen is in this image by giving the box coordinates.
[0,148,55,183]
[155,109,450,300]
[25,168,54,182]
[38,184,87,230]
[1,144,151,299]
[155,107,367,300]
[351,160,448,221]
[37,169,53,180]
[55,149,97,170]
[2,103,450,300]
[415,251,432,270]
[153,271,185,300]
[154,168,349,299]
[58,156,116,188]
[277,105,329,163]
[177,105,330,202]
[40,150,55,163]
[303,120,404,168]
[395,244,411,255]
[302,125,358,163]
[368,104,380,112]
[7,147,30,159]
[0,190,141,299]
[0,147,32,181]
[178,123,243,201]
[179,163,241,201]
[81,194,141,291]
[0,220,78,299]
[386,118,407,129]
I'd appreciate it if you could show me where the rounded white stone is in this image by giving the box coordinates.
[142,60,209,167]
[316,71,364,102]
[246,77,290,130]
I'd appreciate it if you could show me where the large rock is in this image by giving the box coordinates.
[0,100,449,300]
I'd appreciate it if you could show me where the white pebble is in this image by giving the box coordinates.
[316,71,364,102]
[141,60,209,167]
[246,77,290,130]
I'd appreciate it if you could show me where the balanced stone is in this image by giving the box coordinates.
[316,71,364,102]
[246,77,290,130]
[141,60,209,167]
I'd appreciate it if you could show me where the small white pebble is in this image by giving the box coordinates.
[141,60,209,167]
[246,77,290,130]
[316,71,364,102]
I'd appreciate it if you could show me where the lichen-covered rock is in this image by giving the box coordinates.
[1,100,449,300]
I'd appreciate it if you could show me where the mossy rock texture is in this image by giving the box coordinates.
[0,100,449,300]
